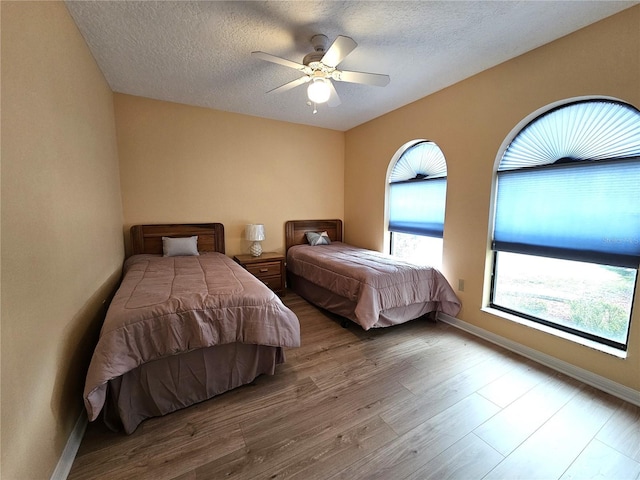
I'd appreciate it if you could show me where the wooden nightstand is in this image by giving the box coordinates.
[233,252,285,295]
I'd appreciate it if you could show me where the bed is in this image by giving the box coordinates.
[285,219,461,330]
[83,223,300,434]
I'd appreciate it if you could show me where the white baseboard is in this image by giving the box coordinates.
[51,411,87,480]
[438,313,640,407]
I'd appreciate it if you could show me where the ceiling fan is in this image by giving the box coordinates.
[252,34,390,113]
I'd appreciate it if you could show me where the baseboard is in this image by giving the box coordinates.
[438,313,640,407]
[50,411,87,480]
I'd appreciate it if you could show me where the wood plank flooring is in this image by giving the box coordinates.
[68,291,640,480]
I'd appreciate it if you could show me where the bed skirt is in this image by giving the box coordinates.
[287,271,437,329]
[103,342,284,433]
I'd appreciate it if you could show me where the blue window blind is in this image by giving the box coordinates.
[388,141,447,238]
[389,178,447,237]
[494,159,640,267]
[493,100,640,268]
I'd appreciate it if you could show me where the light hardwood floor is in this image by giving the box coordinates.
[69,291,640,480]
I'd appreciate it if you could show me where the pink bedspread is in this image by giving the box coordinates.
[287,242,461,329]
[84,253,300,421]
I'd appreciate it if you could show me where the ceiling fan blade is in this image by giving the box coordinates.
[267,76,310,94]
[327,81,341,107]
[251,51,306,71]
[321,35,357,68]
[336,70,390,87]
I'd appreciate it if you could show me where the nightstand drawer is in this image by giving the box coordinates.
[245,261,281,278]
[258,275,282,290]
[233,253,285,295]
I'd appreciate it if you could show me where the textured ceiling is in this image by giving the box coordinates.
[65,1,637,131]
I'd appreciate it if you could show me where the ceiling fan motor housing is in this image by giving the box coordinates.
[302,51,324,66]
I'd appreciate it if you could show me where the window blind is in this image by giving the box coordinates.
[388,178,447,237]
[389,141,446,182]
[388,141,448,238]
[493,158,640,268]
[493,100,640,268]
[500,101,640,171]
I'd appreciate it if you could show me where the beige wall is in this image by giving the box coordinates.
[1,2,124,479]
[345,6,640,391]
[115,94,344,257]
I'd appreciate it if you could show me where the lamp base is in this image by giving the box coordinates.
[249,241,263,257]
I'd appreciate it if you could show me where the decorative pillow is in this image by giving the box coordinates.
[306,231,331,246]
[162,236,199,257]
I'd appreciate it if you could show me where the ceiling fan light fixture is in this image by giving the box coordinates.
[307,78,331,104]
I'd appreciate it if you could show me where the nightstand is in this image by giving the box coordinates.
[233,252,285,295]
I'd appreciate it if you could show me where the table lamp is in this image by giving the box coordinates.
[246,224,265,256]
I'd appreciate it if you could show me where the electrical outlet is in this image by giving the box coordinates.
[458,279,465,292]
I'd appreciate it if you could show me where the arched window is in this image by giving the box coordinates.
[388,140,447,267]
[491,99,640,351]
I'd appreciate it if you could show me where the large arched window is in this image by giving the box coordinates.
[491,99,640,351]
[388,140,447,267]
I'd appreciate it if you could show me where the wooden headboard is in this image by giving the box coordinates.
[130,223,225,255]
[285,219,343,252]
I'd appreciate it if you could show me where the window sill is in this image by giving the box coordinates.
[481,306,628,359]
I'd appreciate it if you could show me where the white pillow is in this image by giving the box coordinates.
[162,236,199,257]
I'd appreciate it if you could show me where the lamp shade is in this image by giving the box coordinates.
[307,78,331,104]
[245,224,265,242]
